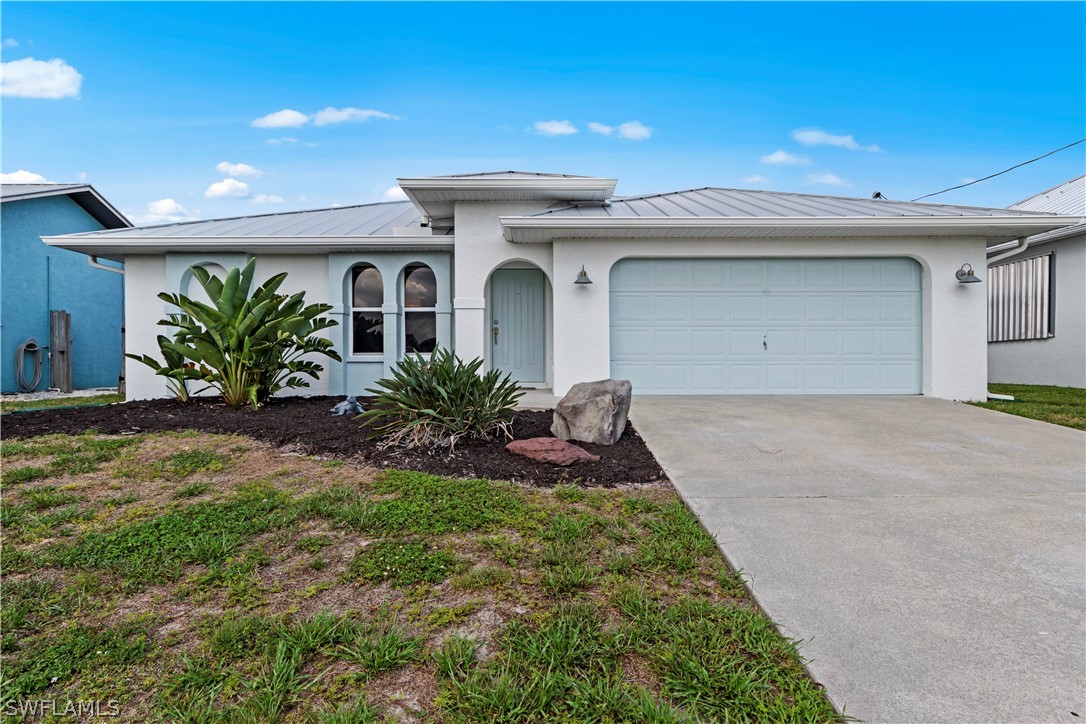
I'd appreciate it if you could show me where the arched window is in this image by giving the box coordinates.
[403,264,437,354]
[351,264,384,355]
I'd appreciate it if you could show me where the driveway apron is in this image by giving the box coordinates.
[630,396,1086,723]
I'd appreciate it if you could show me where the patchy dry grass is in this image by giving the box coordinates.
[0,431,840,722]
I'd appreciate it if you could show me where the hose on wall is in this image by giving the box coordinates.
[15,338,44,391]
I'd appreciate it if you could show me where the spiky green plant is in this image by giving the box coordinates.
[128,260,340,408]
[360,348,523,449]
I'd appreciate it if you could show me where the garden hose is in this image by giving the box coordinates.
[15,338,44,391]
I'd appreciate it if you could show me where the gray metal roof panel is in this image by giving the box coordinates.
[1009,175,1085,216]
[534,187,1049,219]
[430,171,593,179]
[65,200,424,238]
[1,183,87,199]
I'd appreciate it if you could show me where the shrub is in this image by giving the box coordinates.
[128,260,340,408]
[360,347,523,449]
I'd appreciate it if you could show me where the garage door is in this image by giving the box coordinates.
[610,258,922,394]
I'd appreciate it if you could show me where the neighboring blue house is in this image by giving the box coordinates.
[1,184,131,393]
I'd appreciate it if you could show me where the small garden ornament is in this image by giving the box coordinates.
[331,396,364,416]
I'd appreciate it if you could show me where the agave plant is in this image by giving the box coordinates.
[360,347,524,450]
[128,260,340,408]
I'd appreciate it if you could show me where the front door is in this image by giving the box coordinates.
[491,269,546,384]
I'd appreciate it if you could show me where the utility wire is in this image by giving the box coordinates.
[910,138,1085,202]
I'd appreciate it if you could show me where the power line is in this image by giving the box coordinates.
[910,138,1085,202]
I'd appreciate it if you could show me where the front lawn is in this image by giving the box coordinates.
[0,393,124,414]
[971,384,1086,430]
[0,431,840,721]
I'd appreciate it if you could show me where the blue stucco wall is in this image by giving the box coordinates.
[1,195,124,392]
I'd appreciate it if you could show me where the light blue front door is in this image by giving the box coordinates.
[610,258,923,394]
[492,269,546,384]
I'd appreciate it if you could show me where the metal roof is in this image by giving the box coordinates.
[998,175,1085,247]
[1009,175,1085,215]
[1,183,131,229]
[532,187,1052,219]
[64,200,426,238]
[431,171,595,179]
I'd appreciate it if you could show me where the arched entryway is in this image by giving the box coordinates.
[486,261,552,387]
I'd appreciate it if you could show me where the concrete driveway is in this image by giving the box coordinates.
[630,396,1085,723]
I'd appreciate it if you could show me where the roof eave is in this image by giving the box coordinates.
[499,215,1082,243]
[41,234,453,261]
[2,184,131,229]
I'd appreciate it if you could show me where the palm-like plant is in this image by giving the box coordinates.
[360,348,524,449]
[129,261,340,408]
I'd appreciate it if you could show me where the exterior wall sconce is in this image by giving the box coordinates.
[955,263,981,284]
[574,266,593,285]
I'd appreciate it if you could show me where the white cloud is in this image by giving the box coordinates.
[381,186,408,201]
[761,149,811,166]
[251,109,310,128]
[806,172,852,187]
[265,137,298,145]
[297,194,308,202]
[3,39,20,48]
[742,175,771,184]
[312,107,399,126]
[960,176,977,184]
[1,57,82,99]
[0,169,50,183]
[587,122,614,136]
[216,161,262,177]
[78,171,88,182]
[617,120,652,141]
[533,120,578,137]
[205,178,251,198]
[250,194,284,205]
[791,128,881,152]
[129,198,198,225]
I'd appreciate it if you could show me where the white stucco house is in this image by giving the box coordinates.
[986,175,1085,388]
[45,171,1080,402]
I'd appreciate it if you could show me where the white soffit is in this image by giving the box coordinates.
[41,235,454,263]
[499,216,1082,244]
[397,175,617,223]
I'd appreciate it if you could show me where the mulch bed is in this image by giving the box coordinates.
[1,396,665,487]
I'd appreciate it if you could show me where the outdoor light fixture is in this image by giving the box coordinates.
[955,263,981,284]
[574,266,593,285]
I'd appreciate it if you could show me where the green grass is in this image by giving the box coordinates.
[1,393,124,414]
[0,431,840,722]
[971,383,1086,430]
[49,482,290,582]
[348,539,460,586]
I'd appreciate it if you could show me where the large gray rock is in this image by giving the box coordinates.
[551,379,632,446]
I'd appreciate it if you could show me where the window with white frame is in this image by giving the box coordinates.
[351,264,384,354]
[403,264,437,354]
[988,252,1054,342]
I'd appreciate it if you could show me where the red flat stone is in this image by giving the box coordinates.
[506,437,601,466]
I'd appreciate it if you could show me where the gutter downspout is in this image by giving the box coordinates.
[88,256,124,275]
[984,236,1031,402]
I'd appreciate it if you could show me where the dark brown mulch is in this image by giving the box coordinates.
[1,396,665,487]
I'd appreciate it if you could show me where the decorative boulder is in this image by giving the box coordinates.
[551,379,632,446]
[506,437,601,466]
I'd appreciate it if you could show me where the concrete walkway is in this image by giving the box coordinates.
[630,396,1086,723]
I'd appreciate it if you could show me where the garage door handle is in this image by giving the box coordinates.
[763,337,767,350]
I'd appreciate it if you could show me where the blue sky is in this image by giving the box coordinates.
[2,2,1083,224]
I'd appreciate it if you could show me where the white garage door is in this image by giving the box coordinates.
[610,258,922,394]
